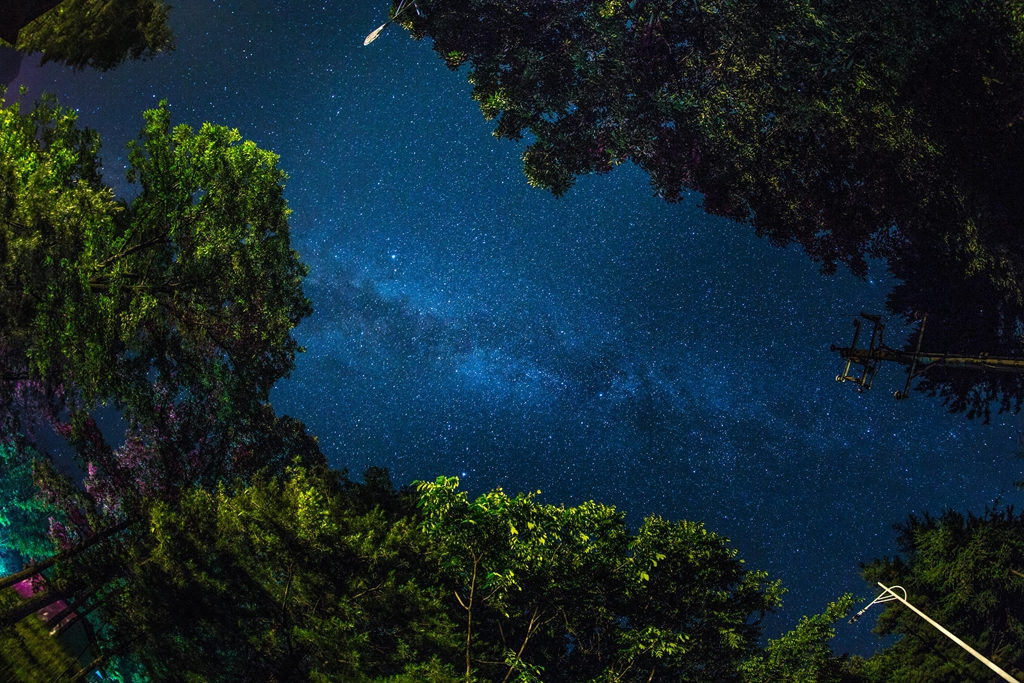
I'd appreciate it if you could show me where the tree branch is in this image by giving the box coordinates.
[0,584,77,629]
[0,517,135,592]
[351,579,387,601]
[94,234,171,270]
[501,606,555,683]
[465,550,480,680]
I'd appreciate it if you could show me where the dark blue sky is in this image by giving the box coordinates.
[10,0,1024,656]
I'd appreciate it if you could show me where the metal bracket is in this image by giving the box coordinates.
[831,313,886,392]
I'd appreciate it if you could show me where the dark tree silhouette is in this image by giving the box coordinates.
[1,0,172,71]
[395,0,1024,417]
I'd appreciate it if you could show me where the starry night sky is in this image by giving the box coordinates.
[8,0,1024,656]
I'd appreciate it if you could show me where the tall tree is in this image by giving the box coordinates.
[395,0,1024,417]
[0,440,53,569]
[416,475,785,683]
[1,0,173,71]
[0,92,313,544]
[0,93,317,682]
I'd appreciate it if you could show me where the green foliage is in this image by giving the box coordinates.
[102,464,454,682]
[741,595,854,683]
[12,97,310,410]
[115,100,311,408]
[0,89,323,681]
[7,468,846,683]
[375,657,464,683]
[0,92,312,517]
[417,475,784,682]
[6,0,174,71]
[0,93,115,397]
[0,440,53,564]
[855,507,1024,683]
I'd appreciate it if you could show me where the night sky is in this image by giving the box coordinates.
[7,0,1024,656]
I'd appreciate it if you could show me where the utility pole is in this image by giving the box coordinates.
[831,313,1024,399]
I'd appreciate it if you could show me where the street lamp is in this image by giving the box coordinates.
[850,582,1021,683]
[363,0,418,45]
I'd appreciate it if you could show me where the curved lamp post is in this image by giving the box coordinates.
[364,0,417,45]
[850,582,1021,683]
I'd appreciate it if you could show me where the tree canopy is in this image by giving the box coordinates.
[0,93,313,555]
[1,0,173,71]
[1,464,853,682]
[418,475,785,682]
[394,0,1024,418]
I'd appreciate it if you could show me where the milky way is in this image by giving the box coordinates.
[11,0,1024,654]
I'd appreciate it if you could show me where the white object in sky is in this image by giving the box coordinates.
[363,0,412,45]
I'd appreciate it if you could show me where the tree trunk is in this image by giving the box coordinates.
[41,590,85,633]
[464,552,479,680]
[68,654,105,683]
[0,0,65,45]
[0,518,135,592]
[0,584,77,629]
[53,587,112,637]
